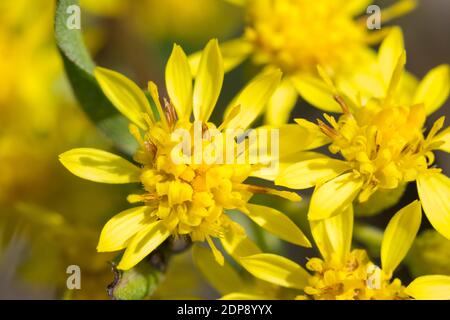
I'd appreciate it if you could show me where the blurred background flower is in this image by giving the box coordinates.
[0,0,448,299]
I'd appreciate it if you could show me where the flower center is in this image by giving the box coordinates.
[130,120,253,242]
[244,0,366,74]
[319,100,443,201]
[302,250,408,300]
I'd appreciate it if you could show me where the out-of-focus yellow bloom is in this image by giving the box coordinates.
[276,28,450,239]
[0,0,128,298]
[236,202,450,300]
[0,204,114,300]
[59,40,311,271]
[190,0,416,125]
[0,0,74,204]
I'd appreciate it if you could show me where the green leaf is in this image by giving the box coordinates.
[54,0,137,155]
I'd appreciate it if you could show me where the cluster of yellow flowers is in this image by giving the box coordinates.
[59,0,450,299]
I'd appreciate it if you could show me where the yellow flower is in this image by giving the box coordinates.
[235,202,450,300]
[59,40,312,270]
[190,0,416,125]
[276,28,450,240]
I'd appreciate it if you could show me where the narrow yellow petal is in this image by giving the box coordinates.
[220,293,270,300]
[385,51,406,103]
[206,236,225,266]
[94,67,149,129]
[59,148,141,184]
[165,44,193,119]
[118,220,170,270]
[193,39,224,122]
[291,73,341,113]
[381,0,418,23]
[278,122,330,158]
[97,206,150,252]
[433,126,450,153]
[245,204,311,247]
[276,156,350,190]
[381,200,422,276]
[378,27,404,90]
[413,64,449,115]
[192,245,243,295]
[308,173,363,220]
[240,253,309,290]
[220,229,261,259]
[417,172,450,240]
[220,38,253,73]
[225,69,282,129]
[265,79,297,126]
[405,275,450,300]
[310,205,353,263]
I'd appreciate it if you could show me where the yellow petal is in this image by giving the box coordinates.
[385,51,406,103]
[192,244,243,295]
[405,275,450,300]
[310,205,353,263]
[225,69,282,129]
[308,173,363,220]
[59,148,141,184]
[206,236,224,266]
[291,73,341,113]
[381,0,418,23]
[245,204,311,247]
[265,79,297,126]
[413,64,449,115]
[220,229,261,259]
[276,156,349,190]
[239,253,309,290]
[381,200,422,276]
[278,122,330,158]
[94,67,149,129]
[193,39,224,122]
[220,293,270,300]
[165,44,193,119]
[97,206,150,252]
[433,126,450,153]
[118,220,170,270]
[251,151,325,181]
[378,27,404,91]
[417,172,450,240]
[220,38,253,73]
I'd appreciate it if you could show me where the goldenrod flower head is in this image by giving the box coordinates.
[59,40,312,270]
[302,250,407,300]
[190,0,416,125]
[245,0,368,73]
[237,202,450,300]
[276,28,450,240]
